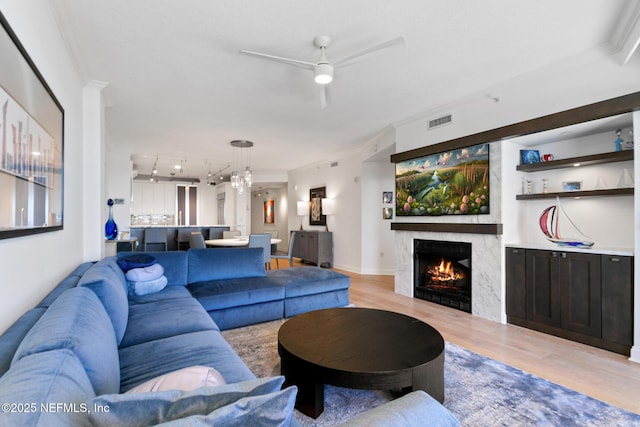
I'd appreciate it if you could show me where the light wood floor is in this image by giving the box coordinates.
[270,260,640,415]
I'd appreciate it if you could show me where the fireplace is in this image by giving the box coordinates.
[414,239,471,313]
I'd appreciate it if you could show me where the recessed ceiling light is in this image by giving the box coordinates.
[573,163,581,167]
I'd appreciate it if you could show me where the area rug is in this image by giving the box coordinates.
[222,320,640,426]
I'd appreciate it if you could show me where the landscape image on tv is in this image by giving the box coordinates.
[395,143,489,216]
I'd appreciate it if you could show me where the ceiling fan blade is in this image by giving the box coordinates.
[320,85,330,109]
[239,49,315,69]
[333,36,406,68]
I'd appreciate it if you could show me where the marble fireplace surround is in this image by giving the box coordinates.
[394,224,503,323]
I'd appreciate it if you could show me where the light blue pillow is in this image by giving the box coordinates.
[154,386,297,427]
[89,376,286,426]
[128,275,168,296]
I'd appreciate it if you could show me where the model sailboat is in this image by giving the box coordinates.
[539,197,594,248]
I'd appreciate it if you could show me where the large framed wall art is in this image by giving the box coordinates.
[395,143,489,216]
[309,186,326,226]
[0,12,64,239]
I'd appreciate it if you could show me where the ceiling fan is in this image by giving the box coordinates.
[239,35,406,109]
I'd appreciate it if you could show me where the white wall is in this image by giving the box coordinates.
[360,160,396,274]
[288,153,362,272]
[250,184,289,251]
[0,3,86,332]
[105,149,132,233]
[198,183,219,225]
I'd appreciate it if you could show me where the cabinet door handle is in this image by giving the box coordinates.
[561,252,567,259]
[512,249,519,254]
[610,257,620,262]
[551,252,557,257]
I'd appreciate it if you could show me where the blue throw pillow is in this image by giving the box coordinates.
[88,376,286,426]
[156,386,297,427]
[117,254,157,272]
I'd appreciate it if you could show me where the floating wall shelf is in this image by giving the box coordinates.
[516,188,634,200]
[516,150,633,172]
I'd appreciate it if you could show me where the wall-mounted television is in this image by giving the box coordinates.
[395,143,490,216]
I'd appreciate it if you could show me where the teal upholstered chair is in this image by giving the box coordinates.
[249,233,272,270]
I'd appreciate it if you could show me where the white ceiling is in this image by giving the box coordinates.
[49,0,634,181]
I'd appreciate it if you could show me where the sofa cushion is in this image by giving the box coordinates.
[12,287,120,395]
[119,297,219,348]
[336,390,460,427]
[187,248,266,283]
[268,267,350,298]
[126,365,226,393]
[89,376,286,427]
[119,330,254,392]
[157,386,298,427]
[77,257,129,344]
[0,349,96,427]
[128,285,193,305]
[119,251,189,286]
[0,308,46,377]
[188,277,285,311]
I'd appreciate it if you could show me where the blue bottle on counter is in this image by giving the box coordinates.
[105,199,118,240]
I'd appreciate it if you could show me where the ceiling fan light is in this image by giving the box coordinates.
[314,63,333,84]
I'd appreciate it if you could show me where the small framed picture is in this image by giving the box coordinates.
[520,150,540,165]
[382,207,393,220]
[563,181,582,191]
[382,191,393,204]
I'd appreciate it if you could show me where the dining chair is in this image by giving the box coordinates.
[268,231,279,254]
[176,228,193,250]
[223,230,241,239]
[249,233,272,270]
[144,228,167,251]
[208,227,225,239]
[189,231,207,249]
[271,231,296,268]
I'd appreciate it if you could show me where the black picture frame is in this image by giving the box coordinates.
[309,186,326,226]
[0,11,64,239]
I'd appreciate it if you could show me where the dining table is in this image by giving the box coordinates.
[205,237,282,247]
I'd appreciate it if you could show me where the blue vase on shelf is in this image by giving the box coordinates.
[105,199,118,240]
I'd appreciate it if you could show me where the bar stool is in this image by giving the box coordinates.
[144,228,167,251]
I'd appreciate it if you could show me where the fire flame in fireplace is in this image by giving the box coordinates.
[427,259,463,282]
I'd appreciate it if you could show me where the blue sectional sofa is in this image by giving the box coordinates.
[0,248,460,426]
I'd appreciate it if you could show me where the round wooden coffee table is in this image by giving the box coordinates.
[277,307,444,418]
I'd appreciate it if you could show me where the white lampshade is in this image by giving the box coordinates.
[297,201,307,216]
[321,198,335,215]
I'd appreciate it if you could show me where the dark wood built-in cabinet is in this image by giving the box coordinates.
[292,231,333,268]
[506,247,633,355]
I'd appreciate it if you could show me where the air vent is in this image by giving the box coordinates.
[428,114,452,130]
